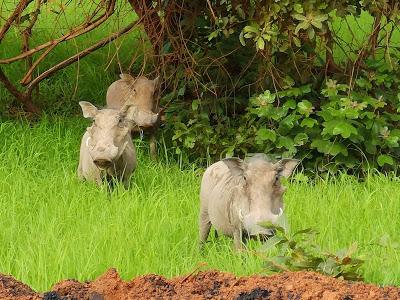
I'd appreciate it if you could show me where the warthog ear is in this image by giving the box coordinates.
[276,159,300,178]
[120,103,134,116]
[222,157,246,177]
[119,73,135,82]
[153,76,160,87]
[79,101,98,119]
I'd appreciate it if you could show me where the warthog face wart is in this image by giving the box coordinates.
[80,101,135,170]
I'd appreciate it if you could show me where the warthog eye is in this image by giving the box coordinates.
[274,174,280,184]
[117,117,126,128]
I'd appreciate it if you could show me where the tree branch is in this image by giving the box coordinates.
[127,0,164,56]
[0,68,25,100]
[27,19,140,92]
[0,0,116,65]
[21,0,42,84]
[0,0,34,42]
[0,67,41,113]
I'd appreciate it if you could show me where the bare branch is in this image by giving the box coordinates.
[0,68,25,100]
[0,0,116,65]
[27,19,140,92]
[20,41,58,85]
[0,67,41,113]
[21,0,42,84]
[0,0,34,42]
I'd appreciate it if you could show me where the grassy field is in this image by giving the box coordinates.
[0,119,399,291]
[1,1,400,291]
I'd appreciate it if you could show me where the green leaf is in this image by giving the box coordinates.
[311,139,348,156]
[208,30,219,41]
[257,37,265,50]
[256,128,277,143]
[292,13,307,21]
[323,120,357,138]
[191,100,200,111]
[283,99,297,110]
[295,20,310,34]
[239,31,246,46]
[259,235,288,251]
[300,118,318,128]
[277,136,295,150]
[178,85,186,96]
[258,90,276,104]
[293,4,303,13]
[235,4,245,19]
[258,221,286,234]
[281,114,299,128]
[243,25,259,33]
[377,154,394,166]
[292,36,301,47]
[294,133,308,146]
[293,228,319,237]
[297,100,314,116]
[307,27,315,39]
[310,14,328,29]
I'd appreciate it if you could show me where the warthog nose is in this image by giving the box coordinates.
[93,159,112,169]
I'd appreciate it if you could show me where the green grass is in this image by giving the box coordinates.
[0,118,399,291]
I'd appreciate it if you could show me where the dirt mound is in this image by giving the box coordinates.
[1,269,399,300]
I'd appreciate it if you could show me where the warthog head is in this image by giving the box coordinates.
[224,154,299,239]
[123,75,159,106]
[80,101,136,169]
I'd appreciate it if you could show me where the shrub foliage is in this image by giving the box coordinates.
[145,0,400,173]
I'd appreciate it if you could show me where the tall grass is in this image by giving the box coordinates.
[0,119,399,291]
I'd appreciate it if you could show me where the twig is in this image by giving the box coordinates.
[20,41,57,85]
[0,0,116,65]
[206,0,217,23]
[27,18,140,92]
[0,0,34,42]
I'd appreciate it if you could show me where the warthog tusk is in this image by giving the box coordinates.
[118,141,128,157]
[278,207,283,217]
[238,209,244,221]
[86,136,91,147]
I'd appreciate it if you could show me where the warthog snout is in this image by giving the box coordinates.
[93,159,113,169]
[91,142,119,168]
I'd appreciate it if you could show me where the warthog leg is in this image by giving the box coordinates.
[199,208,211,249]
[149,132,157,160]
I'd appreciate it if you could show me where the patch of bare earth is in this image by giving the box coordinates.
[1,269,399,299]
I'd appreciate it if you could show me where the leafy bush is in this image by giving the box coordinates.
[154,0,400,174]
[164,57,400,173]
[259,224,364,281]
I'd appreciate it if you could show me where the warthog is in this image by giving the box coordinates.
[199,154,299,249]
[106,73,162,159]
[77,101,137,188]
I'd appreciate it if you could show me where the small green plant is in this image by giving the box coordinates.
[259,223,364,281]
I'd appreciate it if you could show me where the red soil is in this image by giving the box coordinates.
[1,269,399,300]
